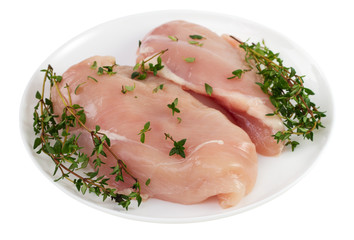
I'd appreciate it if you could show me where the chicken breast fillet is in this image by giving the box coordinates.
[51,56,257,208]
[137,20,284,156]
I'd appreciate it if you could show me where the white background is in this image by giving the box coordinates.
[1,0,353,239]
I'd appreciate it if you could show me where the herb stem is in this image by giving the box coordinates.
[54,81,91,132]
[65,83,73,106]
[51,155,104,190]
[144,49,168,63]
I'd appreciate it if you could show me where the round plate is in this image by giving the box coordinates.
[20,10,333,223]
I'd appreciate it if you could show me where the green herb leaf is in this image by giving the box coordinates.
[184,57,195,63]
[205,83,213,96]
[131,71,140,79]
[102,65,117,75]
[138,121,151,143]
[96,64,117,76]
[91,61,97,69]
[145,178,151,186]
[189,34,204,40]
[35,91,41,100]
[177,117,182,124]
[33,137,42,149]
[227,69,248,79]
[168,35,178,41]
[97,67,104,75]
[188,40,203,47]
[95,125,100,133]
[86,169,99,179]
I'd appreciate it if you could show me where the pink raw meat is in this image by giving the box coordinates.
[51,56,258,208]
[137,20,284,156]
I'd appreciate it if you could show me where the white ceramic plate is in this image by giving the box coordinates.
[20,10,333,223]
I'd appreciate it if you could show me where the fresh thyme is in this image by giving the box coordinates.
[145,178,151,186]
[164,133,187,158]
[188,40,203,47]
[90,61,97,69]
[168,35,178,42]
[132,49,168,80]
[167,98,180,116]
[121,83,136,94]
[227,69,250,79]
[33,65,143,209]
[184,57,195,63]
[97,64,117,76]
[177,117,182,124]
[152,84,164,93]
[138,121,151,143]
[74,82,87,95]
[230,36,326,150]
[205,83,213,96]
[189,34,204,40]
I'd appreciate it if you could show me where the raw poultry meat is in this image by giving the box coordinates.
[51,56,258,208]
[137,20,284,156]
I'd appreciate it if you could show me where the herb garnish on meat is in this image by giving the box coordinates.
[33,65,143,210]
[230,36,326,151]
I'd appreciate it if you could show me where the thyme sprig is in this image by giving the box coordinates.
[230,36,326,150]
[164,133,187,158]
[33,65,143,209]
[138,121,151,143]
[132,49,168,80]
[167,98,180,116]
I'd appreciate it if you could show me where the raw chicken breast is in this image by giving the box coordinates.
[137,20,284,156]
[51,56,257,208]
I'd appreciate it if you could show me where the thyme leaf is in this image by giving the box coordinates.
[145,178,151,186]
[189,34,204,40]
[90,61,97,69]
[184,57,195,63]
[188,40,203,47]
[205,83,213,96]
[168,35,178,42]
[227,69,250,79]
[177,117,182,124]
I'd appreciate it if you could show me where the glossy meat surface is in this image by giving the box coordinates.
[137,20,284,156]
[51,56,258,208]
